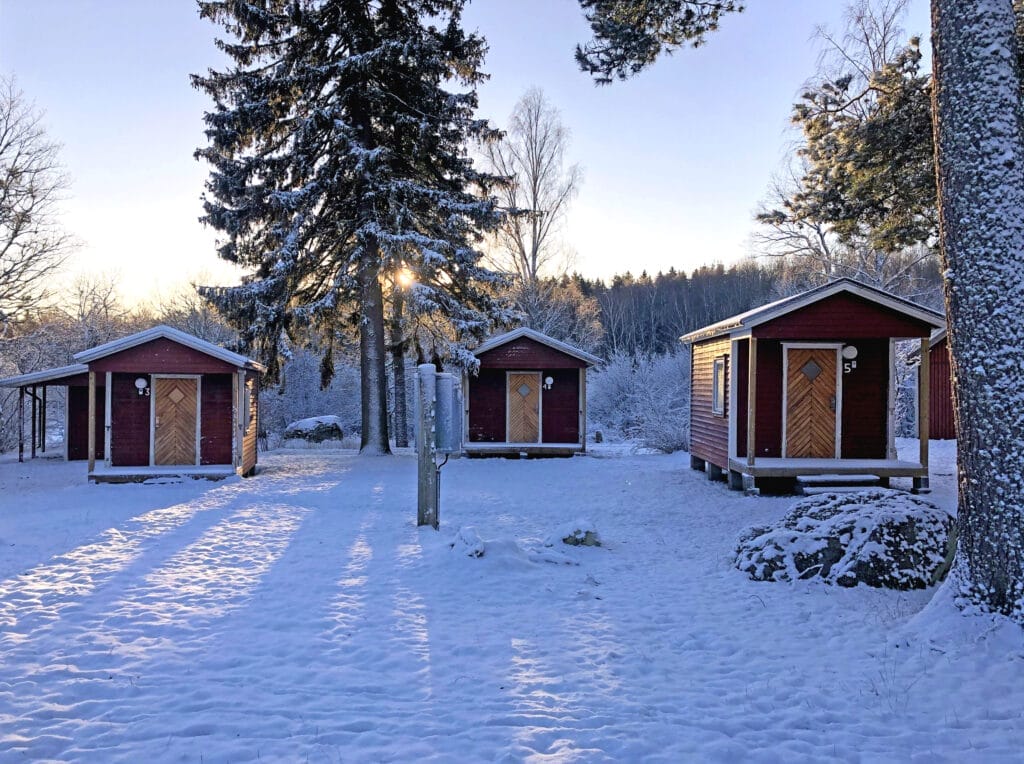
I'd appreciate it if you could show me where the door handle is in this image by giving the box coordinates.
[829,396,836,412]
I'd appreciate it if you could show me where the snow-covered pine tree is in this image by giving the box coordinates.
[193,0,510,454]
[575,0,1024,622]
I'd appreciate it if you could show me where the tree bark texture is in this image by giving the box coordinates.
[359,260,392,455]
[932,0,1024,619]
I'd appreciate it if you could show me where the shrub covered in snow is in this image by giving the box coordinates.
[587,351,690,453]
[283,415,344,442]
[449,526,485,558]
[735,489,956,589]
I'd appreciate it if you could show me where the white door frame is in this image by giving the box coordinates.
[781,343,843,458]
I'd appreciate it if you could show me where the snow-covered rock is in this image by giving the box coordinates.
[735,489,956,589]
[283,415,344,442]
[547,518,601,547]
[449,525,485,558]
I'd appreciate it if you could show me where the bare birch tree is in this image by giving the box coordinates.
[0,77,72,334]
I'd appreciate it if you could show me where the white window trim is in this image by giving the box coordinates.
[712,356,728,416]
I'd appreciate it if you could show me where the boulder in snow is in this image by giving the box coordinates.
[283,415,344,443]
[449,526,485,558]
[548,519,602,547]
[735,489,956,589]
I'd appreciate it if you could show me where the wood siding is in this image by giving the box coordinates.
[89,337,239,374]
[154,378,198,465]
[241,372,259,475]
[929,338,955,439]
[110,373,151,466]
[508,372,541,442]
[468,369,507,442]
[840,339,889,458]
[477,337,589,369]
[67,385,105,461]
[786,348,838,458]
[690,338,731,470]
[541,369,581,444]
[200,374,233,465]
[753,293,933,340]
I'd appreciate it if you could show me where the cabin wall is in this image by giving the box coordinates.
[89,338,238,374]
[468,369,506,442]
[840,339,888,458]
[930,339,955,439]
[540,369,581,444]
[110,373,151,466]
[241,372,259,475]
[690,337,731,470]
[753,293,932,340]
[477,337,588,370]
[200,374,233,465]
[67,385,105,461]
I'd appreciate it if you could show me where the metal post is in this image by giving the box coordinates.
[17,386,24,463]
[417,364,438,528]
[30,385,37,459]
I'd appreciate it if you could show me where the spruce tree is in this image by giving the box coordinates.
[193,0,510,454]
[575,0,1024,623]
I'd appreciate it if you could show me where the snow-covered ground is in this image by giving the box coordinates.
[1,441,1022,761]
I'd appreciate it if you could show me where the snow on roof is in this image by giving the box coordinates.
[0,363,89,388]
[472,327,602,366]
[680,278,945,344]
[73,325,266,372]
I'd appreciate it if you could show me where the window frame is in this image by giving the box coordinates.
[712,355,728,417]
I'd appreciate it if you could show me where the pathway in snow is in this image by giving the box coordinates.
[0,445,1021,761]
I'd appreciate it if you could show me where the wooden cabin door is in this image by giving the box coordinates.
[508,372,541,443]
[785,348,838,458]
[154,377,198,465]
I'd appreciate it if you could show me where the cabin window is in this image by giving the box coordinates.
[712,356,727,416]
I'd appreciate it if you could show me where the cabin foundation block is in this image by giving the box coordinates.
[911,476,930,494]
[690,454,706,472]
[727,469,744,491]
[707,463,725,482]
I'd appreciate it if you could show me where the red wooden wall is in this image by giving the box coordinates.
[929,338,955,439]
[752,293,933,340]
[90,338,238,374]
[67,385,105,461]
[468,369,506,442]
[201,374,234,465]
[541,369,581,443]
[477,337,588,369]
[111,374,151,466]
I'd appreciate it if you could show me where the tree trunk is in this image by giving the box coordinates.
[359,261,392,455]
[390,285,409,448]
[932,0,1024,619]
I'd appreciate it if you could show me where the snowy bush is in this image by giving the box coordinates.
[587,351,690,453]
[449,526,485,557]
[735,489,956,589]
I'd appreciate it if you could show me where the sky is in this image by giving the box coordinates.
[0,0,932,306]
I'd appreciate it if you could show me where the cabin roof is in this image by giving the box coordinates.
[0,363,89,388]
[679,278,945,344]
[472,327,602,367]
[73,325,266,372]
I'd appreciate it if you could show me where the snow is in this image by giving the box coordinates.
[0,440,1022,761]
[283,415,344,434]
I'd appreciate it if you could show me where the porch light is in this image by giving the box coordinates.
[135,377,150,396]
[543,376,554,390]
[842,345,859,360]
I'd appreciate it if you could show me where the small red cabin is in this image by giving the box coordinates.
[0,326,264,482]
[462,327,600,457]
[680,279,945,493]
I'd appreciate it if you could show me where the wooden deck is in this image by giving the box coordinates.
[727,457,927,478]
[89,464,238,483]
[462,442,582,458]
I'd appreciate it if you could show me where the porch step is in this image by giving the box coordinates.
[796,474,887,494]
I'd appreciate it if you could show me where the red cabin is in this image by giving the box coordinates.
[680,279,945,493]
[462,327,600,457]
[0,326,264,482]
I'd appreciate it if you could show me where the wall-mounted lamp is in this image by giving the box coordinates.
[135,377,151,396]
[841,345,858,373]
[543,376,554,390]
